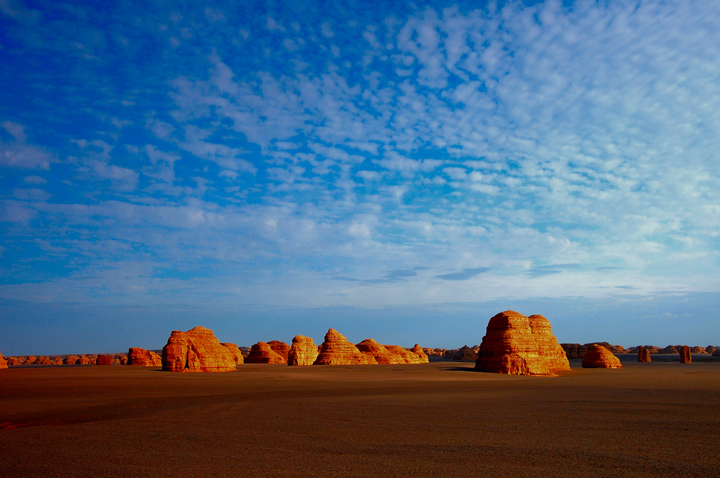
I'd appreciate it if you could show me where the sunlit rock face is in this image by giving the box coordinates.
[314,329,378,365]
[581,345,622,369]
[410,344,430,363]
[475,310,548,375]
[162,326,237,372]
[383,345,427,364]
[221,343,245,365]
[35,356,53,365]
[95,354,113,365]
[246,342,286,364]
[0,352,7,369]
[528,315,570,373]
[63,355,80,365]
[267,341,290,363]
[637,346,651,363]
[23,356,37,365]
[288,336,319,366]
[127,348,162,367]
[678,345,692,364]
[77,355,92,365]
[356,339,405,364]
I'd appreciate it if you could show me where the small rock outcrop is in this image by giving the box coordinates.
[411,344,430,363]
[77,355,92,365]
[63,354,80,365]
[221,343,245,365]
[267,341,290,363]
[705,346,716,354]
[658,345,677,354]
[384,345,427,364]
[356,339,405,364]
[246,342,286,364]
[162,326,237,372]
[528,315,570,372]
[678,345,692,364]
[452,346,479,361]
[713,349,720,357]
[0,352,7,369]
[6,356,22,366]
[314,329,378,365]
[475,311,548,375]
[96,354,113,365]
[127,348,162,366]
[288,335,319,366]
[637,346,651,363]
[581,345,622,369]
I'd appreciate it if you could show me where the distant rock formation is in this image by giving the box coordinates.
[127,348,162,367]
[314,329,378,365]
[77,355,92,365]
[161,326,237,372]
[411,344,430,363]
[221,343,245,365]
[288,335,319,366]
[560,343,588,359]
[6,356,22,366]
[63,354,80,365]
[706,346,716,354]
[528,315,570,372]
[357,339,404,364]
[475,310,550,375]
[96,354,113,365]
[451,346,479,361]
[658,345,677,354]
[51,356,64,365]
[0,352,7,369]
[581,345,622,369]
[35,356,53,365]
[384,345,428,364]
[678,345,692,364]
[23,356,37,365]
[246,342,286,364]
[690,346,706,354]
[637,346,651,363]
[422,347,446,357]
[713,349,720,357]
[267,341,290,363]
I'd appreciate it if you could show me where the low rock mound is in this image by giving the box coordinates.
[314,329,378,365]
[356,339,404,364]
[127,348,162,366]
[246,342,286,364]
[581,345,622,369]
[288,335,319,366]
[162,326,237,372]
[96,355,113,365]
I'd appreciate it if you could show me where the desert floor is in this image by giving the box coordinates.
[1,358,719,477]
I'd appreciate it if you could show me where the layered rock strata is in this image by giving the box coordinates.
[96,355,113,365]
[246,342,286,364]
[127,348,162,366]
[581,345,622,369]
[288,335,319,366]
[356,339,405,364]
[314,329,378,365]
[637,346,651,363]
[528,315,570,372]
[0,352,7,369]
[411,344,430,363]
[162,326,237,372]
[267,341,290,363]
[678,345,692,364]
[475,311,548,375]
[221,343,245,365]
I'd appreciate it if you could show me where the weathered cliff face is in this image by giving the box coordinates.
[581,345,622,369]
[314,329,378,365]
[288,336,319,366]
[246,342,286,364]
[267,341,290,363]
[127,348,163,367]
[161,326,237,372]
[528,315,570,372]
[0,352,7,369]
[410,344,430,363]
[221,343,245,365]
[475,310,548,375]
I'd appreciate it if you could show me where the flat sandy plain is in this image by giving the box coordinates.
[1,358,719,477]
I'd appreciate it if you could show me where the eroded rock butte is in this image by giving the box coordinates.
[314,329,378,365]
[288,335,319,366]
[162,326,237,372]
[581,344,622,369]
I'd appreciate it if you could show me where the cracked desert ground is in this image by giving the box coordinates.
[1,359,719,477]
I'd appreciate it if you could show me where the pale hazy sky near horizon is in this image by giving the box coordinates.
[1,0,719,356]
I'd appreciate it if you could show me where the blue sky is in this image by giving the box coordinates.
[1,0,719,355]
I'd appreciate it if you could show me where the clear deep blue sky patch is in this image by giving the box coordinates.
[1,0,719,354]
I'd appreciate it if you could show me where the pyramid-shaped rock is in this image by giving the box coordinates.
[581,344,622,369]
[314,329,378,365]
[356,339,405,364]
[288,335,319,366]
[127,348,162,366]
[528,315,570,372]
[162,326,237,372]
[475,310,548,375]
[246,342,286,364]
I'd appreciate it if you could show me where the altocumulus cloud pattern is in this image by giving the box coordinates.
[1,0,719,354]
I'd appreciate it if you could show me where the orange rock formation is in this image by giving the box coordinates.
[246,342,286,364]
[0,352,7,369]
[288,335,319,366]
[637,346,651,363]
[528,315,570,372]
[96,354,113,365]
[314,329,378,365]
[23,356,37,365]
[267,341,290,363]
[127,348,162,366]
[161,326,237,372]
[356,339,405,364]
[678,345,692,364]
[384,345,428,364]
[6,356,22,366]
[221,343,245,365]
[411,344,430,363]
[450,345,478,361]
[581,345,622,369]
[63,354,80,365]
[77,355,92,365]
[475,310,548,375]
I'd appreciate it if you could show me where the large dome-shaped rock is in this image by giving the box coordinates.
[246,342,286,364]
[528,315,570,372]
[678,345,692,364]
[162,326,237,372]
[63,354,79,365]
[127,348,162,366]
[582,345,622,369]
[96,354,113,365]
[76,355,92,365]
[637,346,651,363]
[0,352,7,369]
[658,345,677,354]
[221,343,245,365]
[475,311,548,375]
[356,339,405,364]
[314,329,378,365]
[288,335,319,366]
[267,341,290,363]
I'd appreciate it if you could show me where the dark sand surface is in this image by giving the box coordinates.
[1,361,719,477]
